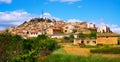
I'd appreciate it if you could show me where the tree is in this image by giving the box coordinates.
[78,32,85,40]
[19,35,57,61]
[0,33,58,62]
[0,33,23,62]
[35,35,57,51]
[69,34,74,42]
[72,29,77,33]
[90,30,97,39]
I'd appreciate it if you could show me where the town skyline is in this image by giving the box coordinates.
[0,0,120,33]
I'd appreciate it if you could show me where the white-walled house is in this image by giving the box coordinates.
[28,30,42,37]
[87,23,95,28]
[63,24,75,34]
[97,25,110,33]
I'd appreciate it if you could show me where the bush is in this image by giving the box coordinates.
[0,33,23,62]
[0,33,59,62]
[91,47,120,54]
[15,35,59,62]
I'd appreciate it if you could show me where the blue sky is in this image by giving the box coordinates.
[0,0,120,33]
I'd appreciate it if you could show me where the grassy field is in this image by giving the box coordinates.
[91,46,120,54]
[43,48,120,62]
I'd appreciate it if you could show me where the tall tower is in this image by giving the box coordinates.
[42,9,44,18]
[41,9,44,34]
[41,9,47,34]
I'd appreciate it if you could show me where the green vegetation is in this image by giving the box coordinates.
[0,33,23,62]
[61,34,74,43]
[91,46,120,54]
[118,37,120,45]
[80,45,110,48]
[81,45,120,54]
[0,33,58,62]
[30,18,52,22]
[89,30,97,39]
[1,32,120,62]
[78,30,97,39]
[43,48,120,62]
[44,54,120,62]
[78,32,85,39]
[72,29,77,33]
[80,45,100,48]
[69,34,74,42]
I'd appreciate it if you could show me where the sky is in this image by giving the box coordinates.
[0,0,120,33]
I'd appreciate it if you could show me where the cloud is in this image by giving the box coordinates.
[0,10,61,30]
[49,0,81,4]
[0,10,39,30]
[67,19,83,22]
[0,10,37,23]
[95,22,120,34]
[0,0,12,4]
[77,5,82,8]
[108,24,120,34]
[88,18,120,34]
[89,18,105,27]
[40,12,61,21]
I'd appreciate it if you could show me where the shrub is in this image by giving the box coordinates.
[0,33,23,62]
[91,47,120,54]
[0,33,59,62]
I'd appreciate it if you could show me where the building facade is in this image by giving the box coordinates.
[74,38,96,46]
[96,33,119,45]
[97,25,110,33]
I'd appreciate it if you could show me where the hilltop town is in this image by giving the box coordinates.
[6,18,111,39]
[1,0,120,61]
[1,18,120,62]
[4,17,120,46]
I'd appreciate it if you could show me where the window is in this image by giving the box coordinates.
[65,30,67,32]
[106,37,108,38]
[93,41,96,43]
[87,41,90,43]
[81,40,84,44]
[65,27,68,29]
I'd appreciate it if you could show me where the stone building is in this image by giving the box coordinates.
[74,38,96,46]
[96,33,120,45]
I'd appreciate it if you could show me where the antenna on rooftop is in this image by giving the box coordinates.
[42,9,44,19]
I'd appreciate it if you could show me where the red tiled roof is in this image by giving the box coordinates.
[53,27,61,30]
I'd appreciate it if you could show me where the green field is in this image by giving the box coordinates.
[43,48,120,62]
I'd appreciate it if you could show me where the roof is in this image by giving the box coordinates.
[97,33,120,37]
[17,30,24,33]
[30,30,39,33]
[0,30,5,33]
[53,27,61,30]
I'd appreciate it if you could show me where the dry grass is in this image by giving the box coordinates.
[93,53,120,57]
[63,45,90,55]
[59,43,120,57]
